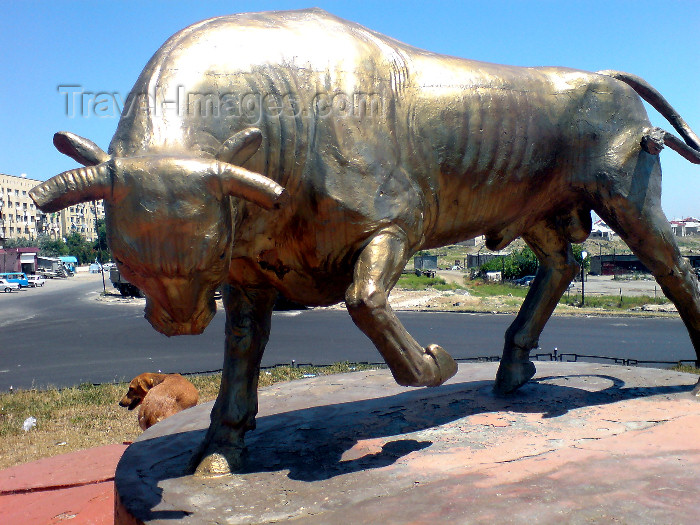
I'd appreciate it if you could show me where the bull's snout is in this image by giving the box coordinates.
[145,300,216,336]
[144,290,217,336]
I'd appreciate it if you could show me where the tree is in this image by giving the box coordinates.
[38,235,69,257]
[2,237,36,248]
[480,247,538,280]
[65,232,96,264]
[93,218,111,263]
[480,244,590,280]
[572,244,591,271]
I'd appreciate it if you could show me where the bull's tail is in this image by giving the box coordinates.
[597,70,700,164]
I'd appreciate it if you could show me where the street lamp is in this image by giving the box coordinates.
[580,250,588,307]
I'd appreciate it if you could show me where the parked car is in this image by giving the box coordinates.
[0,278,20,292]
[514,275,536,286]
[27,275,46,287]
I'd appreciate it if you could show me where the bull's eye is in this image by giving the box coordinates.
[115,257,124,265]
[219,251,226,260]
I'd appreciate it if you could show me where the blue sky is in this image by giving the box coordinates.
[1,0,698,218]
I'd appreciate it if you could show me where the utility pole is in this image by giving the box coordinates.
[93,201,106,294]
[580,251,588,307]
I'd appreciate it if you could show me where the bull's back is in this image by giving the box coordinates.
[109,9,411,163]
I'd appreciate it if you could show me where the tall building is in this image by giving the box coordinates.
[55,201,105,242]
[0,173,42,241]
[0,173,104,242]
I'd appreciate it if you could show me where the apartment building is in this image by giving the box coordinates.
[0,173,104,242]
[57,201,105,241]
[0,173,42,240]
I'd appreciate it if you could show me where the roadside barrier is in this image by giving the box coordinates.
[172,351,699,380]
[67,355,696,388]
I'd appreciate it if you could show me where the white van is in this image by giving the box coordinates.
[27,275,46,287]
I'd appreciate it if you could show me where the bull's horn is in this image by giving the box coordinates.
[54,132,110,166]
[29,163,112,213]
[217,162,287,210]
[217,128,263,166]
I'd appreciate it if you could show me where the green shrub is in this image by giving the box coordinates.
[478,245,590,280]
[479,247,538,280]
[396,274,464,290]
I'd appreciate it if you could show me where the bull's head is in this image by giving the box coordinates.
[30,130,286,336]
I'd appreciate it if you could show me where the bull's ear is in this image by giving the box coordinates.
[54,132,110,167]
[29,163,112,213]
[216,128,262,166]
[215,162,288,211]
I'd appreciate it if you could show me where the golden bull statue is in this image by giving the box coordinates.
[30,9,700,476]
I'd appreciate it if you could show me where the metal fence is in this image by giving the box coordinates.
[177,351,698,379]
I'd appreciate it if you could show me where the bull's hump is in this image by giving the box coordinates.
[148,9,413,78]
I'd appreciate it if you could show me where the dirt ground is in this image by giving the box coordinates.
[568,274,666,297]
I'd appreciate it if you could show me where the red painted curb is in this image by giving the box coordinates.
[0,444,127,525]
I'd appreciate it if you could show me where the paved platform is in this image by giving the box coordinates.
[0,443,128,525]
[115,362,700,524]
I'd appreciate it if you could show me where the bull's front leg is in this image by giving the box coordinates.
[495,222,579,394]
[189,284,277,477]
[346,226,457,387]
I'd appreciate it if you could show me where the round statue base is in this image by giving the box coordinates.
[115,362,700,524]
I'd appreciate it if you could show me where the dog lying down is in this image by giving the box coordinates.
[120,373,199,430]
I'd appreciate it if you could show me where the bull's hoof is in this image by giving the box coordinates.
[392,344,457,387]
[692,378,700,399]
[188,437,245,478]
[494,359,536,395]
[193,451,240,478]
[423,344,458,387]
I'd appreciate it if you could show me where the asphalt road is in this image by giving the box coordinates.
[0,273,695,390]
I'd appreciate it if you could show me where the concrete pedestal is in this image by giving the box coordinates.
[115,363,700,524]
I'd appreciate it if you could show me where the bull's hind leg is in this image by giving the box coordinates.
[190,284,277,477]
[346,225,458,387]
[598,186,700,375]
[495,222,579,394]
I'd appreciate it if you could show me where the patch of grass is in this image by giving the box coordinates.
[464,280,531,298]
[259,362,381,387]
[0,363,380,470]
[558,294,669,309]
[396,274,465,291]
[0,382,124,439]
[464,279,674,313]
[0,382,138,470]
[670,364,700,375]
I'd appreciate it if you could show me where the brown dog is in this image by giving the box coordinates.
[119,373,199,430]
